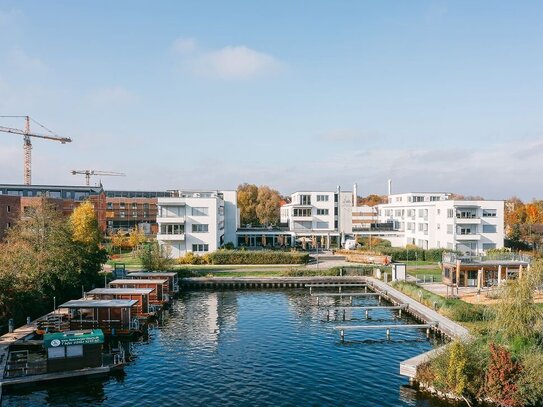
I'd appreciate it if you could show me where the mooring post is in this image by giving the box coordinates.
[365,309,369,319]
[426,328,430,338]
[8,318,14,333]
[317,297,320,306]
[349,296,353,305]
[399,308,402,318]
[340,329,345,342]
[309,287,312,294]
[343,309,346,321]
[386,328,390,340]
[327,309,330,321]
[365,286,367,293]
[339,285,342,293]
[26,316,31,325]
[378,295,382,305]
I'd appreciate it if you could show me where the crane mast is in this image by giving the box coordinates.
[0,115,72,185]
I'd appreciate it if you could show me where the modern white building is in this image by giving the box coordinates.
[279,188,352,248]
[376,192,504,255]
[156,190,238,258]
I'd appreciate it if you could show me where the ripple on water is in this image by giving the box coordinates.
[2,290,463,407]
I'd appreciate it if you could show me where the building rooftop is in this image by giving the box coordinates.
[127,272,178,277]
[109,279,168,284]
[87,288,154,295]
[59,299,138,308]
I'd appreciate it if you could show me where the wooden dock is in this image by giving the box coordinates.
[182,276,367,289]
[1,365,116,387]
[310,292,380,297]
[334,323,437,341]
[305,283,367,288]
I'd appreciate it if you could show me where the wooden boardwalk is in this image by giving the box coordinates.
[310,292,380,297]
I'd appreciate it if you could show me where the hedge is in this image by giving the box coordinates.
[378,247,455,262]
[207,250,310,265]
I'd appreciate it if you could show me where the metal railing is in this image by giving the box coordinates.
[443,252,532,264]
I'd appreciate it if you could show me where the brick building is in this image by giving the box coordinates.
[0,195,22,239]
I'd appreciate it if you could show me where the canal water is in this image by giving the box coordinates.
[3,290,464,407]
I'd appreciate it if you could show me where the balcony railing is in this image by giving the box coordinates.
[443,252,533,264]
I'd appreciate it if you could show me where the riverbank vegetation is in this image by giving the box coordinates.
[0,200,106,328]
[416,260,543,406]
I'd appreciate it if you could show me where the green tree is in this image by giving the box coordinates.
[237,183,259,225]
[139,241,174,271]
[255,186,282,226]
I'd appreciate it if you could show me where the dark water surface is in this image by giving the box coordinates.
[3,290,465,407]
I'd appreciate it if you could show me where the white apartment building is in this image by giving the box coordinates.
[280,189,352,248]
[376,192,504,255]
[156,190,238,258]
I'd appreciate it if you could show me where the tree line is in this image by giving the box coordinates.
[0,199,106,329]
[505,198,543,251]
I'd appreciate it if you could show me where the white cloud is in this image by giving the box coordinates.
[89,86,138,106]
[171,37,197,55]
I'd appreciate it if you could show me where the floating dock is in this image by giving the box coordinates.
[182,276,367,289]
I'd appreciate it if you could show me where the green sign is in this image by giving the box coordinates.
[44,329,104,348]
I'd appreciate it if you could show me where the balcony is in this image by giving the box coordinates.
[157,233,185,241]
[157,216,185,224]
[456,217,481,224]
[456,234,481,241]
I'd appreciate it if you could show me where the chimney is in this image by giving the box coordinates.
[387,179,392,196]
[353,183,358,209]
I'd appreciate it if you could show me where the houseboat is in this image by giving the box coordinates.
[86,288,154,318]
[0,328,124,391]
[127,272,179,295]
[57,299,141,336]
[109,279,169,306]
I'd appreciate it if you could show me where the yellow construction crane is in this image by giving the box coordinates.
[0,115,72,185]
[71,170,126,186]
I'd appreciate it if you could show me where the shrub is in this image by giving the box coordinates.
[517,350,543,406]
[485,343,522,406]
[139,241,175,271]
[207,250,309,265]
[177,252,210,265]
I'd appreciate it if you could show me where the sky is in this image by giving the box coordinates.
[0,1,542,200]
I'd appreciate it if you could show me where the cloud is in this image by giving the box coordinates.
[89,86,138,106]
[178,44,283,79]
[171,37,197,55]
[318,129,384,142]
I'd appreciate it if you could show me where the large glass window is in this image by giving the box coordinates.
[316,209,329,215]
[161,224,184,234]
[316,195,329,202]
[293,208,311,217]
[192,207,208,216]
[192,224,209,233]
[482,224,497,233]
[192,244,209,252]
[300,195,311,205]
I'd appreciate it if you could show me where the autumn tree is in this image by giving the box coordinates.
[128,227,146,257]
[71,201,101,246]
[358,194,387,206]
[485,343,522,406]
[110,229,126,254]
[255,186,282,226]
[237,183,259,225]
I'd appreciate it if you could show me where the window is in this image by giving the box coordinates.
[316,195,329,202]
[6,205,10,213]
[66,345,83,358]
[143,211,149,218]
[459,227,475,235]
[161,224,184,235]
[483,209,497,217]
[437,209,440,215]
[107,202,113,210]
[143,203,149,210]
[293,208,311,217]
[483,224,497,233]
[120,211,126,218]
[316,221,329,229]
[316,209,329,215]
[447,224,453,234]
[132,211,138,218]
[395,210,402,217]
[192,224,209,233]
[192,244,209,252]
[192,207,208,216]
[131,203,137,209]
[47,347,65,359]
[483,243,496,251]
[300,194,311,205]
[447,209,454,218]
[119,202,126,209]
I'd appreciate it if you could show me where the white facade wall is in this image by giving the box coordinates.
[280,190,352,236]
[376,192,504,254]
[157,190,238,258]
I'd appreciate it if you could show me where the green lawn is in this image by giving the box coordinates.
[403,260,439,266]
[407,267,443,282]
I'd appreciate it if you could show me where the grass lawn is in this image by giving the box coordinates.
[403,260,439,266]
[407,267,443,282]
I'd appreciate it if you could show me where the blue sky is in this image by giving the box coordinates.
[0,1,542,199]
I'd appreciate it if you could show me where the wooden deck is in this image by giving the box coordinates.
[182,276,367,289]
[1,365,115,387]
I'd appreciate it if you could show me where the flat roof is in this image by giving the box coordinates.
[110,279,168,284]
[60,299,138,308]
[87,288,154,295]
[127,272,177,277]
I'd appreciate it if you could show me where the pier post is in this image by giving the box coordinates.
[343,309,346,321]
[378,295,382,305]
[426,328,430,338]
[8,319,14,333]
[327,309,330,321]
[365,310,369,319]
[349,296,353,305]
[26,316,31,325]
[386,328,390,340]
[399,308,402,318]
[317,297,320,306]
[340,329,345,342]
[365,286,367,293]
[339,286,342,293]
